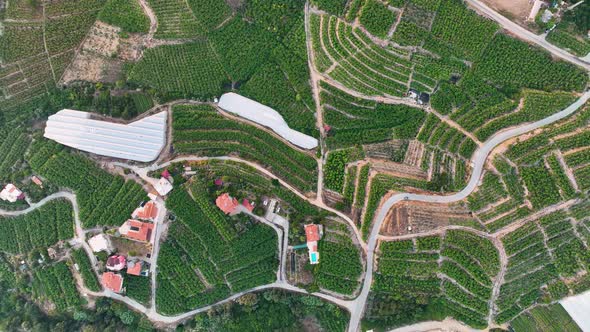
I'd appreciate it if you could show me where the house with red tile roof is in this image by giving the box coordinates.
[304,224,323,265]
[102,272,123,293]
[31,176,43,187]
[132,201,158,221]
[119,220,154,243]
[127,260,143,276]
[106,255,126,271]
[216,193,239,215]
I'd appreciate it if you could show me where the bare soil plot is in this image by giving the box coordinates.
[381,201,472,236]
[479,0,534,24]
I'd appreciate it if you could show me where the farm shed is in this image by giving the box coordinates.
[218,93,318,150]
[44,109,167,162]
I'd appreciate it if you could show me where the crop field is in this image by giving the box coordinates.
[0,200,73,254]
[511,304,581,332]
[372,229,499,329]
[27,140,146,228]
[172,104,318,192]
[125,275,151,305]
[324,147,364,193]
[314,220,363,296]
[547,27,590,57]
[99,0,150,33]
[0,0,103,112]
[495,208,590,323]
[157,184,278,315]
[320,82,426,148]
[71,249,101,292]
[32,262,80,311]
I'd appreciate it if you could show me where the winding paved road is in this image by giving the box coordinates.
[347,91,590,331]
[465,0,590,71]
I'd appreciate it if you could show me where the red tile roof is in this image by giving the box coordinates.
[216,193,239,214]
[161,169,171,179]
[134,201,158,220]
[305,224,321,242]
[127,261,143,276]
[214,178,223,186]
[124,220,154,242]
[31,176,43,187]
[102,272,123,293]
[242,199,254,212]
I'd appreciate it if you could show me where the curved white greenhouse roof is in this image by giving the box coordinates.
[560,291,590,331]
[44,109,167,162]
[218,93,318,150]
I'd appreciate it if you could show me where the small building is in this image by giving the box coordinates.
[154,177,173,196]
[242,199,255,212]
[31,176,43,188]
[106,255,126,271]
[102,272,123,293]
[132,201,158,221]
[216,193,239,215]
[147,190,158,201]
[127,260,149,277]
[161,169,171,179]
[408,89,419,99]
[304,224,324,265]
[541,9,554,23]
[88,234,112,253]
[419,93,430,105]
[214,178,223,186]
[119,219,155,243]
[0,184,24,203]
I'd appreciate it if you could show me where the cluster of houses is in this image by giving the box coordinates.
[89,200,159,293]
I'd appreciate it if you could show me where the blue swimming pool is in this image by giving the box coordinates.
[310,252,318,264]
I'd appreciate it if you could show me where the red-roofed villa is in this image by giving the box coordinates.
[216,193,239,214]
[102,272,123,293]
[304,224,323,265]
[119,220,155,243]
[106,255,126,271]
[242,199,255,212]
[132,201,158,221]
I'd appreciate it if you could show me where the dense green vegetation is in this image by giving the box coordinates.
[99,0,150,33]
[0,200,73,254]
[324,148,363,193]
[125,275,151,305]
[359,0,397,38]
[71,249,101,292]
[511,304,581,332]
[182,289,349,331]
[172,104,318,192]
[32,262,80,311]
[28,140,146,228]
[157,184,278,314]
[314,225,363,295]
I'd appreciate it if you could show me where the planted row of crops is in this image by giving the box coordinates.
[157,186,278,314]
[28,141,146,228]
[320,82,425,149]
[33,262,80,311]
[314,230,363,295]
[374,232,495,328]
[125,275,151,305]
[416,114,476,159]
[98,0,150,33]
[172,104,318,192]
[71,249,101,292]
[324,147,364,193]
[0,127,30,180]
[0,200,73,254]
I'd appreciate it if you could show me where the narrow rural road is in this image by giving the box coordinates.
[465,0,590,70]
[347,91,590,332]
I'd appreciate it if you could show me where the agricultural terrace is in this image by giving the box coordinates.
[312,218,364,296]
[365,230,499,330]
[172,104,318,193]
[27,139,147,228]
[128,1,317,135]
[0,0,105,112]
[157,182,278,314]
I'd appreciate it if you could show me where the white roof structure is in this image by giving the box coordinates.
[560,291,590,331]
[88,234,111,253]
[218,93,318,150]
[0,184,23,203]
[44,109,167,162]
[154,177,173,196]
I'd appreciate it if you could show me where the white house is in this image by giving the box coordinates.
[0,184,24,203]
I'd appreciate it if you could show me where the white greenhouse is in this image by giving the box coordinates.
[44,109,167,162]
[218,93,318,150]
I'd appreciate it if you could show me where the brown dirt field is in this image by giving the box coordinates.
[381,201,471,236]
[480,0,534,22]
